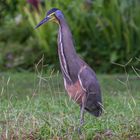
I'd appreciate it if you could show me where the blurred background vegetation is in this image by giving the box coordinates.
[0,0,140,73]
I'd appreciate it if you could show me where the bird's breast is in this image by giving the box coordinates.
[64,79,85,105]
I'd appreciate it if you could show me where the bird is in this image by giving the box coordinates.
[35,8,102,133]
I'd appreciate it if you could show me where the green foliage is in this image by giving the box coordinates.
[0,19,43,71]
[0,0,140,72]
[0,0,20,24]
[24,0,140,73]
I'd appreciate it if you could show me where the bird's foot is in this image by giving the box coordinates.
[77,119,84,135]
[78,127,82,135]
[78,126,86,140]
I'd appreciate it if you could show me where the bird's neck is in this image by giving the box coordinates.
[57,17,78,83]
[58,18,77,56]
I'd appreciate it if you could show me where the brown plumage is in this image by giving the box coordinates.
[35,8,103,133]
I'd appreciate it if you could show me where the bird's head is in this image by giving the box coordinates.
[35,8,64,29]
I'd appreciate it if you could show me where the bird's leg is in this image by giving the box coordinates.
[78,105,84,134]
[80,103,85,126]
[78,102,85,134]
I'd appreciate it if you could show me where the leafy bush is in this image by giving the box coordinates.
[0,17,43,71]
[0,0,140,72]
[24,0,140,73]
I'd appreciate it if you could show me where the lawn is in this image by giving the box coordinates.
[0,72,140,139]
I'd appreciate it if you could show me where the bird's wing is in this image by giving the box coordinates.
[78,66,102,117]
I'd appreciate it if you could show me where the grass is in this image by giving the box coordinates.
[0,72,140,139]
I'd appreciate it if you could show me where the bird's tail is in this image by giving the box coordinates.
[85,92,103,117]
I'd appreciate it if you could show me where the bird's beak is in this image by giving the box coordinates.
[34,16,50,29]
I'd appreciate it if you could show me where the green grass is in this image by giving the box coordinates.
[0,72,140,139]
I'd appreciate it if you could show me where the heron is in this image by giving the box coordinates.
[35,8,102,133]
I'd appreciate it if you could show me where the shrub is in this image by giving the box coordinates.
[0,0,140,72]
[24,0,140,73]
